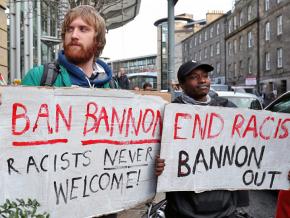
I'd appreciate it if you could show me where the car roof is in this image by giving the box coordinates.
[217,91,259,99]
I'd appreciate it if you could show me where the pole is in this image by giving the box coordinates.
[9,0,16,83]
[37,1,42,65]
[167,0,175,91]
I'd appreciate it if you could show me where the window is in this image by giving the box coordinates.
[210,45,214,57]
[247,5,252,21]
[277,0,282,4]
[239,36,244,51]
[265,0,270,11]
[204,47,208,58]
[234,16,237,30]
[228,42,232,55]
[194,37,197,46]
[205,31,208,41]
[228,64,232,78]
[216,42,220,55]
[234,39,237,54]
[265,52,271,70]
[194,53,198,61]
[199,34,202,43]
[228,19,232,33]
[277,48,283,68]
[248,57,253,74]
[277,15,283,35]
[240,11,244,26]
[216,62,221,74]
[247,31,253,48]
[216,23,220,35]
[239,60,244,74]
[233,63,237,77]
[265,22,270,41]
[210,27,214,38]
[199,50,202,61]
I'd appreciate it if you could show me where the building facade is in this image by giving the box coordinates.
[182,12,226,84]
[180,0,290,95]
[108,55,157,89]
[0,0,7,82]
[259,0,290,95]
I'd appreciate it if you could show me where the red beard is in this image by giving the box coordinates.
[64,40,97,65]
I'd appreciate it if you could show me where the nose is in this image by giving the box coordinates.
[71,29,79,39]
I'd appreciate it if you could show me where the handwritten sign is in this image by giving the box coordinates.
[0,87,165,217]
[157,103,290,193]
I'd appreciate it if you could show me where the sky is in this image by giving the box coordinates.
[102,0,234,61]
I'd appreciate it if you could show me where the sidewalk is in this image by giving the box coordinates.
[118,193,165,218]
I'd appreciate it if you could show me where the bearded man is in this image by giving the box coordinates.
[22,5,113,89]
[21,5,117,218]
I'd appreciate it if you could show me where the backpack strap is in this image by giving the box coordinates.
[40,61,60,86]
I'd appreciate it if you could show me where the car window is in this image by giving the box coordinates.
[250,99,263,110]
[268,98,290,113]
[225,97,262,110]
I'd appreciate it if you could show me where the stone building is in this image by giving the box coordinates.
[0,0,7,82]
[259,0,290,95]
[182,11,227,84]
[225,0,259,86]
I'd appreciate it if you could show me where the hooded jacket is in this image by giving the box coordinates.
[21,51,112,88]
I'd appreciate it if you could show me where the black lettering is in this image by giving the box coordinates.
[192,149,208,174]
[54,180,69,205]
[27,156,40,173]
[254,171,266,186]
[145,146,153,161]
[104,149,118,166]
[82,150,92,167]
[99,173,110,190]
[89,174,99,193]
[60,152,70,170]
[126,171,137,189]
[82,175,90,198]
[235,146,248,167]
[248,146,265,168]
[111,172,124,190]
[70,177,81,200]
[137,148,143,162]
[268,171,281,188]
[7,158,20,175]
[209,145,223,169]
[119,149,126,164]
[40,154,48,172]
[243,170,254,186]
[71,152,83,168]
[177,150,190,177]
[129,149,137,163]
[222,145,235,166]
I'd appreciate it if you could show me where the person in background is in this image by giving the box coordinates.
[21,5,116,218]
[117,67,129,89]
[143,82,153,91]
[155,60,250,218]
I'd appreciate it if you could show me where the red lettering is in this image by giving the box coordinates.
[55,104,72,133]
[278,118,290,139]
[125,108,143,137]
[207,113,224,139]
[231,114,245,137]
[95,106,109,134]
[192,114,208,139]
[33,104,52,134]
[174,113,191,140]
[110,107,126,136]
[12,103,30,135]
[142,109,155,133]
[83,102,98,136]
[259,116,274,140]
[274,118,282,138]
[152,110,163,137]
[242,115,258,138]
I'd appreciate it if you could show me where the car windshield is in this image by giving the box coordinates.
[225,97,262,110]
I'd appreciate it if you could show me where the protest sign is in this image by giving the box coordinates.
[0,86,165,217]
[157,103,290,193]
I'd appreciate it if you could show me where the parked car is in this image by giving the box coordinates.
[211,84,231,91]
[265,91,290,113]
[231,86,263,104]
[217,91,263,110]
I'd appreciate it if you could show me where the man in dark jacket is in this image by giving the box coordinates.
[155,60,249,218]
[117,68,130,89]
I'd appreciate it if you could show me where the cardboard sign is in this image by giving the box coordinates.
[0,87,165,218]
[157,103,290,193]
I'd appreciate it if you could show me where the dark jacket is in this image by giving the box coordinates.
[117,75,129,89]
[165,94,249,218]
